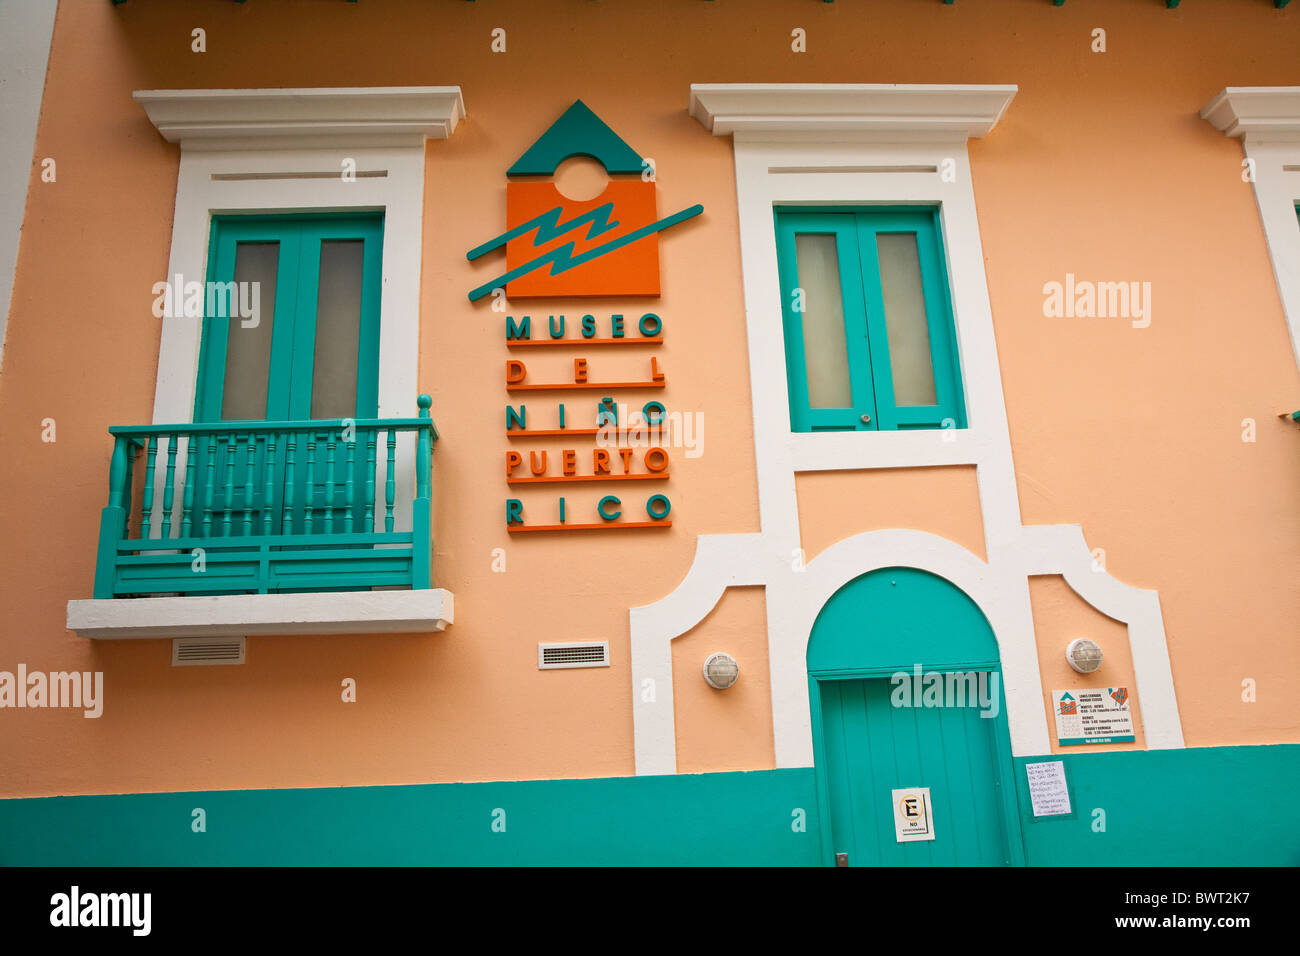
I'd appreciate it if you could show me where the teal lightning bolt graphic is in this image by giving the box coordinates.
[466,202,703,302]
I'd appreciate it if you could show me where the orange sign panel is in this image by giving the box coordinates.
[505,180,661,298]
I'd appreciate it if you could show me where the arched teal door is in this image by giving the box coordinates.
[807,567,1023,866]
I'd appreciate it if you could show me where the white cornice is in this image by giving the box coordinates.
[688,83,1017,141]
[1200,87,1300,144]
[133,86,466,150]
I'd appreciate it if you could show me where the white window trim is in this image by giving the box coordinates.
[629,84,1183,775]
[1202,87,1300,374]
[138,87,463,536]
[0,0,58,375]
[67,88,464,640]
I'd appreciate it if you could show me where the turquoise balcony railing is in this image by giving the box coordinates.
[92,395,438,599]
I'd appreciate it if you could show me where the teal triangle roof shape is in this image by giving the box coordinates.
[508,100,646,176]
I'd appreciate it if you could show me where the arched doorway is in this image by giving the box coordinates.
[807,567,1023,866]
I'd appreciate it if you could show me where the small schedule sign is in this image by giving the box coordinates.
[1053,688,1136,746]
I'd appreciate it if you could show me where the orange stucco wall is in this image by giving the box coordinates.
[1,0,1298,798]
[672,586,774,775]
[796,466,986,563]
[1028,575,1146,754]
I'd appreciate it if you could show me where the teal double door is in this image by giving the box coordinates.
[192,213,384,542]
[808,568,1024,867]
[195,213,383,425]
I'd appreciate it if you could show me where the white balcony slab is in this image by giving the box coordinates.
[66,589,454,640]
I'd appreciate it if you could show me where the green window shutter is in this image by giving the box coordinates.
[855,208,966,431]
[775,212,876,431]
[774,207,967,434]
[194,213,383,424]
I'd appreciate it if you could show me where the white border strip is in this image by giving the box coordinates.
[1201,88,1300,373]
[0,0,58,374]
[630,85,1183,775]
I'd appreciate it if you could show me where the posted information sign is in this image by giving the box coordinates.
[1053,687,1136,746]
[891,787,935,842]
[1025,760,1072,817]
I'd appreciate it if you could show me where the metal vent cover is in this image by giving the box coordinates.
[538,641,610,670]
[172,636,246,666]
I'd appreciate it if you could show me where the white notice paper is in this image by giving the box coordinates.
[1025,760,1071,817]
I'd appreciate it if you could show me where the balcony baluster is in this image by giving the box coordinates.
[90,397,438,599]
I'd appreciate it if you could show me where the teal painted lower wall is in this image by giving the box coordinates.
[1,745,1296,865]
[1014,745,1300,867]
[0,768,820,867]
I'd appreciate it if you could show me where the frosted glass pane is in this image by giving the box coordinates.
[311,240,364,419]
[795,233,853,409]
[222,242,278,421]
[876,232,938,407]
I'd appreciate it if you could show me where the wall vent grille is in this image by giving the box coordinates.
[538,641,610,670]
[172,636,246,666]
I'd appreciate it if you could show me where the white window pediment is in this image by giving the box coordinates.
[688,83,1016,141]
[133,86,464,150]
[1200,87,1300,144]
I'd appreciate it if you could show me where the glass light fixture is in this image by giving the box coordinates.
[1065,638,1104,674]
[703,652,739,690]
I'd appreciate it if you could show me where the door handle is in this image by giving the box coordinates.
[859,414,871,425]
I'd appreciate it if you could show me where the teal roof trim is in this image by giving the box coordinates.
[508,100,645,177]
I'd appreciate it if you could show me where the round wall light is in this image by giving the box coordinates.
[1065,638,1104,674]
[703,652,740,690]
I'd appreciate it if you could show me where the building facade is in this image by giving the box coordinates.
[1,0,1298,866]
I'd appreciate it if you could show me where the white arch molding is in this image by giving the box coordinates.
[629,85,1184,776]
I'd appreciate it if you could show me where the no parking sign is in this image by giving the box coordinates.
[892,788,936,842]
